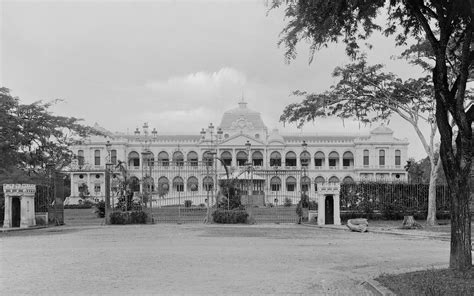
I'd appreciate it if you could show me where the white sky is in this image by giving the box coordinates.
[1,0,430,160]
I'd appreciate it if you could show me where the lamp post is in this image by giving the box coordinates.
[140,124,155,223]
[105,141,113,224]
[300,140,309,223]
[302,140,308,188]
[245,140,252,204]
[204,123,223,209]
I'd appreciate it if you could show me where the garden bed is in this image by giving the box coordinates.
[376,268,474,296]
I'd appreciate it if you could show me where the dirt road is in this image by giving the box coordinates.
[0,224,449,295]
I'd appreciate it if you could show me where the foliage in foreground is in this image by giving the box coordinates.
[376,268,474,296]
[212,207,248,224]
[95,201,105,218]
[0,87,100,178]
[272,0,473,271]
[109,210,148,224]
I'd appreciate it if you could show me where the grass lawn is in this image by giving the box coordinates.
[376,268,474,296]
[365,219,474,236]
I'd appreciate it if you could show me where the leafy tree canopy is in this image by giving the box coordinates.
[0,87,100,182]
[280,55,434,128]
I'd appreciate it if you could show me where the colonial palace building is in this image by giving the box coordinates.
[65,101,409,206]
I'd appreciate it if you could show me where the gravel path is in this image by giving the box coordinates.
[0,224,449,295]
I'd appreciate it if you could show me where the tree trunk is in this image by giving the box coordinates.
[449,179,472,271]
[402,216,422,229]
[426,160,440,226]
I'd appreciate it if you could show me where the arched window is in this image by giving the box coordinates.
[158,176,169,196]
[300,151,311,167]
[158,151,169,166]
[128,151,140,167]
[379,149,385,166]
[363,150,369,166]
[173,151,184,166]
[342,151,354,168]
[286,176,296,191]
[342,176,354,184]
[203,151,213,166]
[270,151,281,167]
[328,176,340,183]
[328,151,339,168]
[203,176,213,191]
[94,150,101,166]
[221,151,232,166]
[252,151,263,166]
[187,151,198,166]
[173,176,184,192]
[142,151,154,167]
[314,176,325,191]
[236,151,248,166]
[77,150,84,166]
[395,150,401,166]
[314,151,325,168]
[301,176,311,192]
[270,176,281,191]
[111,150,117,165]
[285,151,297,167]
[315,176,325,184]
[187,176,199,192]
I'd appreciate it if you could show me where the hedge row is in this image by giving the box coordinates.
[212,209,248,224]
[109,211,148,224]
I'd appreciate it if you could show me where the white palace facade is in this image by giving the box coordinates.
[65,101,409,206]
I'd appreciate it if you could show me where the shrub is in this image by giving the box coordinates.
[381,203,405,220]
[130,210,147,224]
[184,200,192,208]
[212,208,248,224]
[284,198,293,207]
[308,200,318,211]
[95,200,105,218]
[218,179,242,210]
[109,210,148,224]
[65,203,94,209]
[109,212,127,224]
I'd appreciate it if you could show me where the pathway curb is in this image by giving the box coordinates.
[361,279,396,296]
[301,222,450,241]
[0,225,48,233]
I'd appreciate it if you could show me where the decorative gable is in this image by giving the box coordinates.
[219,134,265,146]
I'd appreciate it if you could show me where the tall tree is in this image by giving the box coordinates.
[0,87,99,182]
[272,0,473,271]
[280,56,442,226]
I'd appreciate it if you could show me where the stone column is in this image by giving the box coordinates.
[333,194,341,225]
[317,193,325,225]
[3,194,11,228]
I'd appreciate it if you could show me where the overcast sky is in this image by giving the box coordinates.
[1,0,430,160]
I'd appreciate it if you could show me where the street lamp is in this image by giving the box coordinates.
[301,140,308,192]
[105,140,113,224]
[204,123,223,209]
[245,140,252,202]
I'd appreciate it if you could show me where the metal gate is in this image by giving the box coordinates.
[146,161,306,224]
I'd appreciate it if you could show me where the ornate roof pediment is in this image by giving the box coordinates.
[219,133,265,146]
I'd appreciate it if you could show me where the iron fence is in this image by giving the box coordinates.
[339,182,450,214]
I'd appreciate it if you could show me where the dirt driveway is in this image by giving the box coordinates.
[0,224,449,295]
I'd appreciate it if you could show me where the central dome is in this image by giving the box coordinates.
[219,101,267,131]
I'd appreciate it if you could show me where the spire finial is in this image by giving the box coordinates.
[238,91,247,108]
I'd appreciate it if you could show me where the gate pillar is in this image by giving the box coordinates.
[316,183,341,226]
[3,184,37,228]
